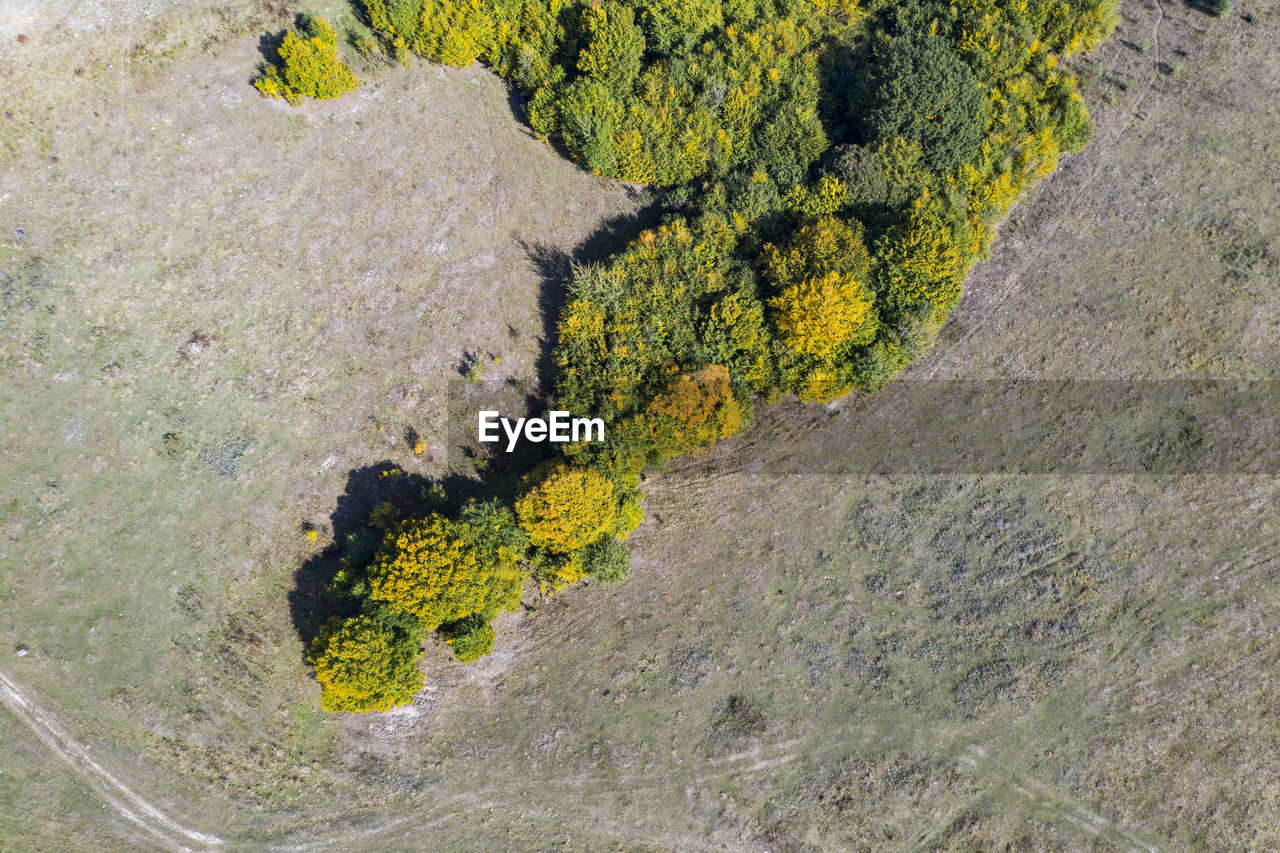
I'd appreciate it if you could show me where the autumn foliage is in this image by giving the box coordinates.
[308,612,424,713]
[255,16,359,105]
[515,462,619,554]
[302,0,1120,711]
[368,515,519,629]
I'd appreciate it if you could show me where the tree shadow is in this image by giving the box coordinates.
[256,28,287,71]
[515,199,664,393]
[286,76,664,661]
[287,461,433,651]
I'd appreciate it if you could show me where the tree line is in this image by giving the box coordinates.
[302,0,1117,711]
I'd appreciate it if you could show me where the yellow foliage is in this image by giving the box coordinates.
[786,175,850,216]
[639,364,744,455]
[255,17,359,106]
[613,495,644,539]
[763,215,878,359]
[770,270,877,359]
[515,462,618,553]
[308,615,423,713]
[795,369,851,403]
[879,195,965,313]
[368,515,519,630]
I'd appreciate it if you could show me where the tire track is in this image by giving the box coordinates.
[0,669,222,852]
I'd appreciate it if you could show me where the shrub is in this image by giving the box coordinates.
[368,513,523,629]
[857,35,989,171]
[308,611,424,712]
[440,614,497,663]
[580,537,630,583]
[1207,0,1232,17]
[363,0,494,66]
[515,461,618,553]
[1056,94,1094,153]
[255,16,360,105]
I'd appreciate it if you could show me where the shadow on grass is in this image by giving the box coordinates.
[286,103,663,662]
[517,201,664,392]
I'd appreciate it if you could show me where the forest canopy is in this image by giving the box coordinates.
[304,0,1117,711]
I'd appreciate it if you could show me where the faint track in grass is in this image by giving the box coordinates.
[0,668,223,852]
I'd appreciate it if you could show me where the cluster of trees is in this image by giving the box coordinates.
[308,0,1117,711]
[309,466,640,711]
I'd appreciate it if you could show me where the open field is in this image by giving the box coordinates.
[2,0,1280,849]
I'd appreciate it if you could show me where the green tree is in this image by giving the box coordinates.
[857,35,989,171]
[876,193,965,314]
[577,2,646,94]
[580,537,630,583]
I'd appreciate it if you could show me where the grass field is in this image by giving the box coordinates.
[2,0,1279,849]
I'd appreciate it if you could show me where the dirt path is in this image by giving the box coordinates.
[0,669,223,852]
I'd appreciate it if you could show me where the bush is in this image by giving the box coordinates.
[515,461,618,553]
[1207,0,1233,17]
[857,35,989,171]
[255,16,360,105]
[368,513,523,629]
[440,614,497,663]
[308,611,424,712]
[580,537,630,583]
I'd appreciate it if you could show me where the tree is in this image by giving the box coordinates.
[640,364,743,456]
[763,215,879,359]
[368,514,523,629]
[515,461,618,553]
[255,16,359,106]
[440,614,496,663]
[857,35,988,171]
[363,0,494,66]
[876,193,965,314]
[308,612,424,713]
[638,0,722,53]
[577,2,646,94]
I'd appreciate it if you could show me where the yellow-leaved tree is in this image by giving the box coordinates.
[307,613,424,713]
[764,215,879,360]
[515,461,618,554]
[368,514,522,630]
[641,364,743,457]
[877,192,965,315]
[255,16,359,106]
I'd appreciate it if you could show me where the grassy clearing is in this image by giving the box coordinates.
[1,0,1279,848]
